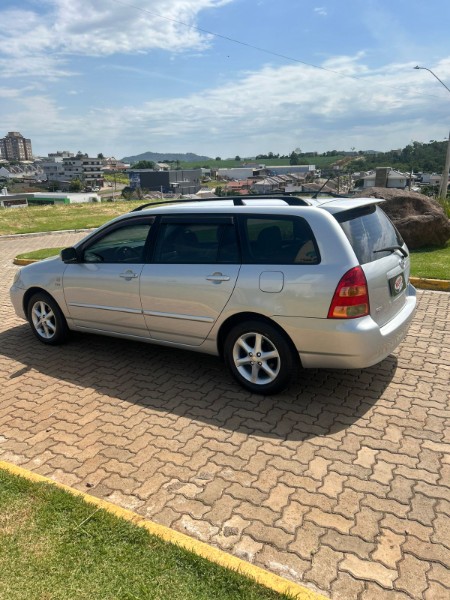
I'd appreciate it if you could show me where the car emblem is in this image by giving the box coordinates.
[394,275,404,293]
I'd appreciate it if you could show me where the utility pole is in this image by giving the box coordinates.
[440,130,450,199]
[414,66,450,199]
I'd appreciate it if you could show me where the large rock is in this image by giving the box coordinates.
[355,187,450,249]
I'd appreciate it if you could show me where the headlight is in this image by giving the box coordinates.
[13,270,22,285]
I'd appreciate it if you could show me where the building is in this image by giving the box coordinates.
[129,169,202,195]
[40,157,66,183]
[41,154,104,187]
[62,156,104,186]
[48,151,74,158]
[217,167,256,181]
[362,167,407,189]
[266,165,316,176]
[0,132,33,161]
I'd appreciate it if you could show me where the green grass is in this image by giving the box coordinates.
[104,172,129,185]
[410,242,450,280]
[0,202,144,236]
[0,469,291,600]
[181,156,346,169]
[16,248,64,261]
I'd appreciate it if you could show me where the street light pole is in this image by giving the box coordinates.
[414,65,450,199]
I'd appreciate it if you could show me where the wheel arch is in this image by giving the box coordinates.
[23,287,59,317]
[217,311,300,365]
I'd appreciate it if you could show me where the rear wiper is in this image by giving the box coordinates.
[373,245,408,258]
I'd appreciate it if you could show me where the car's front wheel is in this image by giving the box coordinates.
[224,320,296,395]
[27,292,69,345]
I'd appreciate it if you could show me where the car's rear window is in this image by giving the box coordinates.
[336,205,404,265]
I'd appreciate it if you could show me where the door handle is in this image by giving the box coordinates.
[119,270,138,280]
[206,272,230,283]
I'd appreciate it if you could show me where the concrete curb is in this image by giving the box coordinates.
[409,277,450,292]
[11,256,450,292]
[0,460,327,600]
[0,228,95,240]
[14,258,40,265]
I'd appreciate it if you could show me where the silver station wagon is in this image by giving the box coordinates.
[10,196,417,394]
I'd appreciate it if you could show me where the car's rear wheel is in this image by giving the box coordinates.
[27,292,68,345]
[224,320,296,394]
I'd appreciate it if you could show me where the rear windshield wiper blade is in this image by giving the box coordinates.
[373,245,408,258]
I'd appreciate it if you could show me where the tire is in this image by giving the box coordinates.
[224,320,296,395]
[27,292,69,345]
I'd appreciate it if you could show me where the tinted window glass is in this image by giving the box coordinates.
[83,222,152,263]
[243,216,319,264]
[154,223,239,264]
[337,206,404,265]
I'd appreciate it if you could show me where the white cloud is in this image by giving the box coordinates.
[4,53,450,158]
[0,0,234,77]
[314,7,328,17]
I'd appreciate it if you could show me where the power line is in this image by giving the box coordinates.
[109,0,444,100]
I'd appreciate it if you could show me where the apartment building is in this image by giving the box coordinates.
[41,154,104,187]
[63,156,104,186]
[0,131,33,161]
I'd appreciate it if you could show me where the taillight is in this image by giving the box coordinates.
[328,266,369,319]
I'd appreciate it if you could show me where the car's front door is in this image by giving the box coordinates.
[62,217,153,337]
[140,216,241,346]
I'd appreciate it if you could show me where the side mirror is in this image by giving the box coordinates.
[60,247,79,263]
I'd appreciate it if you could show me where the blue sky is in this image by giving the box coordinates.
[1,0,449,159]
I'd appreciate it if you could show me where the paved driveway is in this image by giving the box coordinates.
[1,232,449,599]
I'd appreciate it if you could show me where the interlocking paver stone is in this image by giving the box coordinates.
[1,232,449,598]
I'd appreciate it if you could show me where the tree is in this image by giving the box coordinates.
[235,155,241,162]
[97,153,104,159]
[132,160,155,169]
[289,151,299,165]
[69,178,82,192]
[215,156,221,161]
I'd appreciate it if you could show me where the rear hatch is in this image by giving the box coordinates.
[334,204,410,327]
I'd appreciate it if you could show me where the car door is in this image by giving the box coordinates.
[62,217,153,337]
[336,205,410,327]
[140,216,241,346]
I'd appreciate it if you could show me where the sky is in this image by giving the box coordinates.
[1,0,450,160]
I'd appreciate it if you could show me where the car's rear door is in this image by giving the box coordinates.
[140,216,241,346]
[336,205,411,327]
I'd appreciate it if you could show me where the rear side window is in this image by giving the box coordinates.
[337,206,404,265]
[241,216,320,264]
[153,222,239,264]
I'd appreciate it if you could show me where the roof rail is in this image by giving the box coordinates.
[131,194,311,212]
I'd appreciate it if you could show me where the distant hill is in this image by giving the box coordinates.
[121,151,212,164]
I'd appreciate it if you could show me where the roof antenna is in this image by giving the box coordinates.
[312,176,332,199]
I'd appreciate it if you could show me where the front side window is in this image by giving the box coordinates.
[242,216,320,264]
[154,222,239,264]
[83,222,152,263]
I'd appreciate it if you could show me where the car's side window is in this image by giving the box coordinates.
[243,216,320,264]
[83,222,152,264]
[154,222,239,264]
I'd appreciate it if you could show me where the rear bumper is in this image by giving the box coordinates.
[273,284,417,369]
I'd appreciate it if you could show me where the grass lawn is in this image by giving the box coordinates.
[0,469,292,600]
[16,247,64,261]
[0,201,144,236]
[410,243,450,280]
